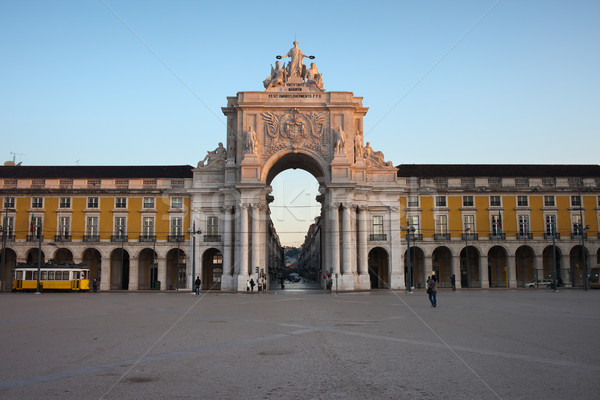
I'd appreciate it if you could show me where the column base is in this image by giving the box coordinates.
[356,274,371,290]
[221,274,236,291]
[390,272,404,290]
[237,274,252,292]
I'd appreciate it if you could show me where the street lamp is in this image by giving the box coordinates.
[119,229,124,289]
[188,221,201,292]
[465,227,470,288]
[400,224,415,293]
[0,218,6,292]
[581,223,590,291]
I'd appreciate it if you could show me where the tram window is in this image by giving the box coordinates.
[73,272,80,280]
[61,271,68,280]
[26,271,33,280]
[41,271,48,280]
[82,271,88,279]
[33,271,38,280]
[48,271,54,280]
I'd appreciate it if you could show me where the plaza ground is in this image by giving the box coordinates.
[1,285,599,399]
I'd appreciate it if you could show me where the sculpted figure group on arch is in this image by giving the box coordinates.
[264,41,324,91]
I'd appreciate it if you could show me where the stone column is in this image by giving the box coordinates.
[250,204,260,277]
[357,206,368,275]
[389,206,403,289]
[236,203,250,290]
[452,255,462,289]
[507,255,517,288]
[341,203,352,275]
[479,255,489,289]
[100,255,111,291]
[157,256,166,291]
[535,254,545,282]
[424,255,433,290]
[128,256,139,291]
[221,206,234,290]
[330,203,340,275]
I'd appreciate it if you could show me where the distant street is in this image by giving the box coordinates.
[1,289,600,399]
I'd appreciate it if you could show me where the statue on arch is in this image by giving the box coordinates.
[306,62,324,91]
[334,126,346,154]
[244,126,257,155]
[198,142,226,167]
[363,142,393,167]
[263,60,287,90]
[277,41,314,79]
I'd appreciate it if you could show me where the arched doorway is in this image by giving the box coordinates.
[110,248,129,290]
[404,246,424,289]
[167,248,186,290]
[26,248,45,264]
[1,248,17,291]
[488,246,508,288]
[138,248,157,290]
[432,247,452,289]
[460,246,480,288]
[82,248,101,281]
[570,245,589,287]
[515,246,535,287]
[53,248,73,264]
[543,246,562,283]
[368,247,389,289]
[202,248,223,290]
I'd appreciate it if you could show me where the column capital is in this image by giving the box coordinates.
[358,204,369,212]
[341,202,356,210]
[222,205,235,213]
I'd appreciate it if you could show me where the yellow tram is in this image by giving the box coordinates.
[12,263,91,291]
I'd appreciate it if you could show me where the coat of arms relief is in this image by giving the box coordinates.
[260,109,329,158]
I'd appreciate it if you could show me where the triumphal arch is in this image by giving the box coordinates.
[191,42,403,291]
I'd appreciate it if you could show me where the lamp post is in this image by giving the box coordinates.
[465,227,470,288]
[581,223,590,291]
[119,229,124,289]
[188,221,201,292]
[552,221,558,292]
[0,218,6,292]
[400,224,414,293]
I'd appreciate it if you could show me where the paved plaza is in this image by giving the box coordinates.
[1,285,599,399]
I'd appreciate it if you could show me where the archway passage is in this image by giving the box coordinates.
[82,248,101,282]
[404,247,424,289]
[368,247,389,289]
[53,248,73,264]
[488,246,508,288]
[432,247,452,289]
[111,248,130,290]
[515,246,535,287]
[138,248,157,290]
[570,245,589,287]
[26,248,45,265]
[460,246,480,288]
[202,248,223,290]
[167,248,186,290]
[543,246,562,284]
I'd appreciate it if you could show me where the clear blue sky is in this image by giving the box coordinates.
[2,0,599,245]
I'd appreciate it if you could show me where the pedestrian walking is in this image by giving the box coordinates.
[92,278,98,293]
[250,278,255,292]
[451,274,456,291]
[194,276,201,295]
[427,275,437,307]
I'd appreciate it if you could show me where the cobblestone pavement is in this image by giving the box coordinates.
[1,287,599,399]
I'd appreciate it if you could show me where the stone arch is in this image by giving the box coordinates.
[368,247,389,289]
[404,246,424,289]
[137,248,157,290]
[263,149,328,185]
[542,246,562,283]
[53,248,73,264]
[167,247,187,290]
[570,245,589,287]
[488,246,508,288]
[26,248,45,265]
[1,248,17,291]
[110,248,130,290]
[460,246,480,288]
[82,248,102,281]
[432,246,453,289]
[202,248,223,290]
[515,245,535,287]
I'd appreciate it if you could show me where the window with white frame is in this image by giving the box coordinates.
[4,197,15,209]
[518,215,530,236]
[436,215,448,234]
[517,196,528,207]
[58,216,70,236]
[115,197,127,209]
[171,217,183,236]
[571,195,581,207]
[435,196,447,207]
[4,216,14,236]
[464,215,475,233]
[143,217,155,237]
[59,197,71,208]
[407,196,419,207]
[31,216,42,236]
[491,214,502,235]
[544,196,555,207]
[32,197,43,208]
[207,216,219,236]
[463,196,474,207]
[572,215,583,235]
[87,197,98,208]
[407,215,420,234]
[115,217,126,236]
[545,215,556,235]
[143,197,155,209]
[86,216,99,236]
[372,215,384,236]
[171,197,183,209]
[490,196,501,207]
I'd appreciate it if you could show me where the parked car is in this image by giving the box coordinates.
[524,279,554,288]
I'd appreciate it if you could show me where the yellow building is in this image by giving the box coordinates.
[398,165,600,289]
[0,165,194,291]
